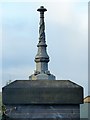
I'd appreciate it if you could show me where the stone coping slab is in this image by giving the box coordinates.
[2,80,83,104]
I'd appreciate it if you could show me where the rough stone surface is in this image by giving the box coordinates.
[4,104,80,119]
[2,80,83,105]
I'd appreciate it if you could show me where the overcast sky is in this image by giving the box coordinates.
[0,0,89,97]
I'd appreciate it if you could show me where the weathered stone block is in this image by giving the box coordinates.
[3,104,80,120]
[2,80,83,105]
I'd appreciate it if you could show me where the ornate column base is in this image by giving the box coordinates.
[29,72,55,80]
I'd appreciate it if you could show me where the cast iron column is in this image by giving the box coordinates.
[35,6,49,73]
[29,6,55,80]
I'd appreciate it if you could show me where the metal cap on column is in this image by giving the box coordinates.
[29,6,56,80]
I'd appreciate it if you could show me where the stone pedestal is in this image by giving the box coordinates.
[2,80,83,120]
